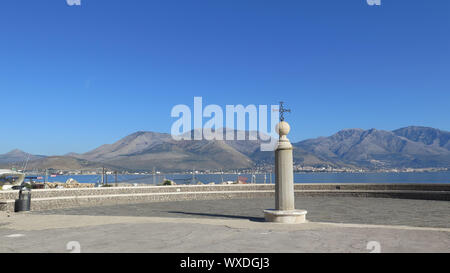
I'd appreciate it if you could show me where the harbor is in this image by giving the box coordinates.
[2,171,449,190]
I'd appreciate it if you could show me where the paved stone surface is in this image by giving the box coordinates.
[33,197,450,228]
[1,197,449,253]
[0,214,449,253]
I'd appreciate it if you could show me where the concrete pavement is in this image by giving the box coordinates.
[1,197,449,253]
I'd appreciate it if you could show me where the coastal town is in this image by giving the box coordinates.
[8,166,449,177]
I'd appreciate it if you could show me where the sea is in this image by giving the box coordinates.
[34,171,450,185]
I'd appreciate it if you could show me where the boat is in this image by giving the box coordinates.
[0,169,25,190]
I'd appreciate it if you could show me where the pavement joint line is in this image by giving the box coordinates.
[312,221,450,232]
[2,213,450,232]
[4,234,25,238]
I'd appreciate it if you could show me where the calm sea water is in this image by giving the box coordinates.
[36,171,450,185]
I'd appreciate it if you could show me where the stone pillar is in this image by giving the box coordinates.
[264,121,307,223]
[274,121,295,210]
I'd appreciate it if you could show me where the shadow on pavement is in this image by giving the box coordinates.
[167,211,265,222]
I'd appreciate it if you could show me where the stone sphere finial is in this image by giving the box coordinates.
[276,121,290,137]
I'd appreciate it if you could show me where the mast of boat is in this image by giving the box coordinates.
[105,168,108,185]
[22,154,30,173]
[45,169,49,187]
[101,167,104,185]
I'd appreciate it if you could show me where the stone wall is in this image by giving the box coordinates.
[0,184,274,200]
[2,183,449,200]
[294,183,450,191]
[1,183,449,212]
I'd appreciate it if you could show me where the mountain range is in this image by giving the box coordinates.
[0,149,46,165]
[0,126,449,171]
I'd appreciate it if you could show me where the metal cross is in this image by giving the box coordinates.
[278,101,291,122]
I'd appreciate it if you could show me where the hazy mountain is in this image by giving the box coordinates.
[0,149,46,165]
[393,126,450,150]
[73,128,388,171]
[4,126,449,171]
[75,130,254,171]
[78,131,174,162]
[294,127,450,169]
[251,144,344,168]
[0,156,126,171]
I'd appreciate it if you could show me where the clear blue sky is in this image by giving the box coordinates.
[0,0,449,155]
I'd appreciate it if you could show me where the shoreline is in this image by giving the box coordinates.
[20,169,450,176]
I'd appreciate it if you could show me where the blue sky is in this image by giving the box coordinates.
[0,0,449,155]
